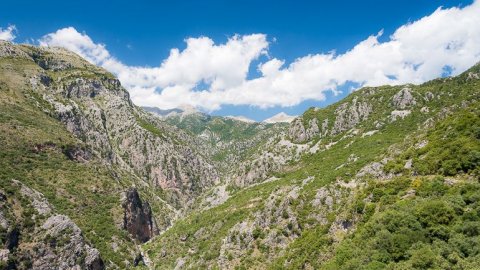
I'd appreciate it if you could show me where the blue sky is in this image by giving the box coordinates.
[1,0,478,121]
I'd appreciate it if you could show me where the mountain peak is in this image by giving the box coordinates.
[177,104,198,114]
[225,115,256,123]
[263,112,297,123]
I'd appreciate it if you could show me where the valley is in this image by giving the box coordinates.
[0,40,479,270]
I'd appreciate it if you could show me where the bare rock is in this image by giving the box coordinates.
[31,214,105,270]
[424,91,435,102]
[467,72,480,80]
[0,40,30,59]
[390,110,411,121]
[332,97,372,135]
[62,145,92,162]
[392,87,416,109]
[16,180,53,216]
[122,188,158,243]
[404,159,413,169]
[356,162,386,179]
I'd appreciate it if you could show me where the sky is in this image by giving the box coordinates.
[1,0,479,121]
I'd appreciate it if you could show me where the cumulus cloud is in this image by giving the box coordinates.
[39,28,268,110]
[0,25,16,41]
[38,1,480,111]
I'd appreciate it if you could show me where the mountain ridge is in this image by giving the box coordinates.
[263,112,297,123]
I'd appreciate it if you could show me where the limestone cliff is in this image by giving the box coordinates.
[122,188,158,243]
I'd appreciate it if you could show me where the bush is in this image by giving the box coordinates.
[409,244,436,269]
[252,227,265,240]
[416,200,455,227]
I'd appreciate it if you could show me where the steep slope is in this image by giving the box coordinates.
[0,41,220,268]
[143,63,480,269]
[0,180,104,269]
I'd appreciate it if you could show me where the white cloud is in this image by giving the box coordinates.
[0,25,16,41]
[38,1,480,111]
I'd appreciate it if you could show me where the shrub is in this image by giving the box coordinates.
[416,200,455,227]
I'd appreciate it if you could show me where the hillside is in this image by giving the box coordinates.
[0,39,479,270]
[143,63,480,269]
[0,41,221,269]
[146,109,285,177]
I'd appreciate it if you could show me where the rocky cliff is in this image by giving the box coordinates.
[122,188,158,243]
[1,40,219,209]
[0,40,221,268]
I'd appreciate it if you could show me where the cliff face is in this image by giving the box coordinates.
[32,53,219,207]
[122,188,158,243]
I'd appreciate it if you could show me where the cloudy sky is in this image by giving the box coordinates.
[1,0,479,121]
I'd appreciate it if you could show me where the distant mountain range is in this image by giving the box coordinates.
[144,105,297,124]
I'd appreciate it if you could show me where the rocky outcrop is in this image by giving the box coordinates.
[35,215,105,270]
[30,46,91,71]
[0,180,104,270]
[288,118,322,143]
[390,110,411,121]
[64,77,123,99]
[62,145,92,162]
[392,87,416,109]
[332,97,372,135]
[218,185,302,269]
[122,188,158,243]
[0,41,30,59]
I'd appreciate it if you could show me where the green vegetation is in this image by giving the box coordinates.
[163,111,283,175]
[135,113,165,139]
[321,176,480,270]
[144,64,480,269]
[0,52,156,268]
[2,42,480,269]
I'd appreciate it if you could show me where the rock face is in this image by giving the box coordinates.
[36,215,105,270]
[0,180,104,270]
[122,188,158,243]
[288,118,321,143]
[235,96,373,187]
[0,41,30,58]
[392,87,416,109]
[332,97,372,135]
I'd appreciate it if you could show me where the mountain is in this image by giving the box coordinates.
[142,106,183,117]
[225,115,256,123]
[1,40,480,270]
[0,41,220,268]
[263,112,297,123]
[147,107,285,178]
[143,64,480,268]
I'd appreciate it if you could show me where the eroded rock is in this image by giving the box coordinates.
[392,87,416,109]
[122,188,158,243]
